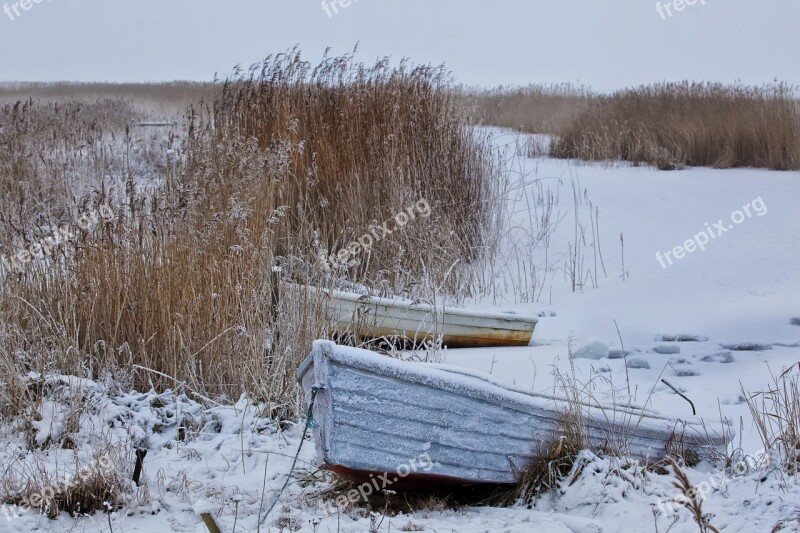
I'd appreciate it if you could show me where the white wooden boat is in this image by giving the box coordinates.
[298,341,729,486]
[298,285,539,348]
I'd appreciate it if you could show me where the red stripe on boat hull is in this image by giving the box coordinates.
[324,464,514,490]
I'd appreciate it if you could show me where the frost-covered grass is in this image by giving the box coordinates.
[0,52,512,529]
[0,50,505,410]
[0,373,311,528]
[0,81,214,121]
[745,364,800,473]
[1,74,800,531]
[2,376,797,532]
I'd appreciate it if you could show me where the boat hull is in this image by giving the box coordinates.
[298,285,538,348]
[298,341,728,487]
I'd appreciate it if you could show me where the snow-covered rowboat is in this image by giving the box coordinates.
[300,285,538,348]
[298,341,729,486]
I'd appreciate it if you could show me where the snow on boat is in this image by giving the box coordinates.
[298,341,730,487]
[298,285,538,348]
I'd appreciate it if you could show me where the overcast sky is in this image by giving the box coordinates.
[0,0,797,91]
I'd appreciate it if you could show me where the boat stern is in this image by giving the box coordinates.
[296,341,338,467]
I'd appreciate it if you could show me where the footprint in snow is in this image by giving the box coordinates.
[608,348,630,360]
[626,358,651,370]
[655,333,709,342]
[701,350,735,364]
[652,344,681,355]
[721,394,746,406]
[720,342,773,351]
[672,365,700,377]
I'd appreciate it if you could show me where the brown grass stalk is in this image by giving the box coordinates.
[0,50,505,414]
[551,82,800,170]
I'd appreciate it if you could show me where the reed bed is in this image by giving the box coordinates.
[0,51,505,412]
[0,98,145,255]
[551,82,800,170]
[473,82,800,171]
[468,84,594,135]
[0,82,214,122]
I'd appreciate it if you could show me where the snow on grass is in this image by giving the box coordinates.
[2,129,800,531]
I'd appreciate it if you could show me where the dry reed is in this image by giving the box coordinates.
[743,363,800,472]
[0,50,505,413]
[467,84,594,135]
[551,82,800,170]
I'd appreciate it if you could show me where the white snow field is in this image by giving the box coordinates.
[3,129,799,532]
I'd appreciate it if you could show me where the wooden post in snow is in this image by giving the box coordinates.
[266,266,282,369]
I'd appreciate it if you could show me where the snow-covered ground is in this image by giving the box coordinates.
[3,129,799,532]
[451,130,800,454]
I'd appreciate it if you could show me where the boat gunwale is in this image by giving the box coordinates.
[297,284,541,327]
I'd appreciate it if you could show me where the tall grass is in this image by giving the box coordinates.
[551,82,800,170]
[744,364,800,472]
[473,82,800,171]
[0,82,214,121]
[467,84,594,135]
[0,98,138,211]
[0,51,504,412]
